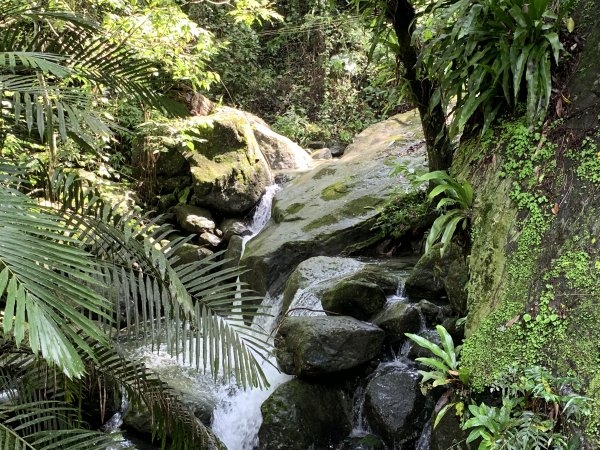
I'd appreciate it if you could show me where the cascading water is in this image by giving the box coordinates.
[212,184,294,450]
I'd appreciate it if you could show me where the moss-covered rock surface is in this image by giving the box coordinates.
[453,12,600,438]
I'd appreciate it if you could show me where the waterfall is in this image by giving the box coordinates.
[212,184,294,450]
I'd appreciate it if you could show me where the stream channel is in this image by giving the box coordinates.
[108,182,443,450]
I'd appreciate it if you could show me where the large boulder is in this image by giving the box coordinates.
[321,280,387,320]
[275,316,385,378]
[148,108,274,215]
[241,110,427,296]
[257,379,351,450]
[186,110,273,214]
[364,362,427,447]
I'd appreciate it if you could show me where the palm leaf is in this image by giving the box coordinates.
[0,187,111,379]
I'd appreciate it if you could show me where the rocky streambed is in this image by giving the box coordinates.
[113,109,469,449]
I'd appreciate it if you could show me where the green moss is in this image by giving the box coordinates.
[320,181,352,201]
[459,116,600,441]
[302,214,338,232]
[284,202,305,215]
[313,167,337,180]
[375,189,429,238]
[566,136,600,184]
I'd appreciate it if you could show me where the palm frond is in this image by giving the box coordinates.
[49,173,271,388]
[0,187,111,379]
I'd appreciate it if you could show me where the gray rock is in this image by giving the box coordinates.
[186,109,273,215]
[321,280,386,320]
[282,257,366,315]
[170,242,213,267]
[364,363,426,447]
[444,255,469,316]
[258,379,351,450]
[372,302,421,344]
[251,118,313,170]
[223,235,244,269]
[311,148,333,160]
[220,218,250,241]
[430,405,472,450]
[275,316,385,377]
[241,110,427,297]
[173,204,215,234]
[330,142,346,157]
[198,231,222,247]
[416,299,452,327]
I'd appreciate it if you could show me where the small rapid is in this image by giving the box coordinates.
[212,184,294,450]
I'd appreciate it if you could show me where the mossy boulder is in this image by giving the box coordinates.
[257,379,351,450]
[185,110,273,214]
[275,316,385,378]
[281,257,412,319]
[321,280,386,320]
[454,6,600,440]
[145,108,273,215]
[241,110,427,296]
[170,242,213,267]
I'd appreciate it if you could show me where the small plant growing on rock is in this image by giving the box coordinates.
[418,171,474,256]
[406,325,469,428]
[463,366,591,449]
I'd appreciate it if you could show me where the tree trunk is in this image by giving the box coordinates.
[385,0,453,172]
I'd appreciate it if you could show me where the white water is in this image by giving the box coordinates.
[212,184,294,450]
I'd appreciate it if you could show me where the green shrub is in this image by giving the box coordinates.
[420,0,573,136]
[418,170,473,256]
[463,366,591,449]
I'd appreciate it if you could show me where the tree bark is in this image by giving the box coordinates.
[385,0,453,172]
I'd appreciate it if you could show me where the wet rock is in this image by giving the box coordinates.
[241,110,427,297]
[220,218,250,241]
[339,434,386,450]
[429,405,471,450]
[330,141,346,157]
[364,362,426,447]
[173,204,215,234]
[281,257,365,315]
[371,302,421,344]
[444,255,469,316]
[321,280,386,320]
[416,299,452,327]
[275,316,385,377]
[258,379,351,450]
[198,231,222,248]
[407,329,442,360]
[404,243,468,312]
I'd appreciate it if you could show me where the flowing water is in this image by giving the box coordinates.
[212,184,296,450]
[106,185,285,450]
